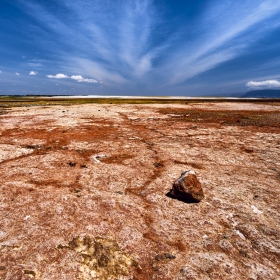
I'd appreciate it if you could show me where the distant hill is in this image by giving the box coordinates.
[242,89,280,98]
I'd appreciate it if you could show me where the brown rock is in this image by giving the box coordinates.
[170,170,204,202]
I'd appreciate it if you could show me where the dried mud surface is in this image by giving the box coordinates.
[0,102,280,280]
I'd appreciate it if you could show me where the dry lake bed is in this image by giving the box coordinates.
[0,100,279,279]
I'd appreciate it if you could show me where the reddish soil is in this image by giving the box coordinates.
[0,102,279,279]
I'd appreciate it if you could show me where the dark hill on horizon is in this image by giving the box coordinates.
[242,89,280,98]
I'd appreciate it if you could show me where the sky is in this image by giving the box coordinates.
[1,0,280,96]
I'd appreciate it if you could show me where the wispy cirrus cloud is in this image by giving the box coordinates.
[26,59,44,67]
[246,79,280,88]
[15,72,20,76]
[160,0,280,86]
[7,0,280,94]
[17,0,157,85]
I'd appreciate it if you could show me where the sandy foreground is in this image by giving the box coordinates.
[0,102,279,279]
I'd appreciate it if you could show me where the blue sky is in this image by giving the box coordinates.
[1,0,280,96]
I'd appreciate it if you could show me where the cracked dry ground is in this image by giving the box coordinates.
[0,102,280,280]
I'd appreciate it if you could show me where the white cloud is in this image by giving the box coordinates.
[82,78,98,83]
[19,0,280,91]
[15,72,20,76]
[71,75,98,83]
[47,73,69,79]
[21,0,154,85]
[70,75,83,81]
[29,71,37,75]
[246,79,280,88]
[46,73,98,83]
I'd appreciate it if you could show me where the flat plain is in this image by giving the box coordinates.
[0,99,279,279]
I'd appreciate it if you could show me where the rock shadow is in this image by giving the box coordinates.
[166,191,200,204]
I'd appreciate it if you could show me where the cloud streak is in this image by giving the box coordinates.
[17,0,157,85]
[246,79,280,88]
[160,0,280,86]
[4,0,280,95]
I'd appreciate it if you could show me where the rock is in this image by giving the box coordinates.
[24,270,36,277]
[154,162,164,168]
[155,253,176,261]
[164,253,176,259]
[155,254,165,261]
[170,170,204,202]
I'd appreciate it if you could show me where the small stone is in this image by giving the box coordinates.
[26,145,37,149]
[155,254,164,261]
[67,161,76,167]
[155,253,176,261]
[239,250,250,258]
[244,148,254,153]
[169,170,204,202]
[190,125,197,129]
[24,270,36,276]
[164,253,176,259]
